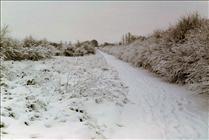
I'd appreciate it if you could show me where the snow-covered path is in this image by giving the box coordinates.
[100,51,208,139]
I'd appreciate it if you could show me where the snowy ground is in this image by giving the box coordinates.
[1,52,128,139]
[1,51,208,139]
[100,51,208,139]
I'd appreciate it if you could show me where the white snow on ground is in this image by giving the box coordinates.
[1,52,128,139]
[1,51,208,139]
[100,51,208,139]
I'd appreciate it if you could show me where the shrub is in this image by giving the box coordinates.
[64,47,74,56]
[91,40,98,47]
[83,45,95,54]
[0,26,51,61]
[152,30,165,40]
[63,40,95,57]
[23,36,50,48]
[165,13,203,44]
[102,13,209,94]
[49,42,63,48]
[2,47,49,61]
[23,36,38,47]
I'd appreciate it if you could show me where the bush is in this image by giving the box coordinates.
[91,40,98,47]
[0,26,51,61]
[23,36,38,47]
[63,41,95,57]
[49,42,63,48]
[23,36,50,48]
[64,47,74,56]
[2,47,50,61]
[101,13,209,94]
[165,13,203,44]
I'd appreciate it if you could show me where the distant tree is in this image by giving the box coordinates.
[122,35,125,45]
[75,40,81,47]
[121,32,139,45]
[91,39,98,47]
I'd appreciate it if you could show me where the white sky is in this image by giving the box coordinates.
[1,1,208,43]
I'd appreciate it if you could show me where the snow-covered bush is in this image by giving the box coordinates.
[102,13,209,94]
[0,26,51,61]
[165,13,203,44]
[23,36,40,47]
[2,48,48,61]
[64,40,96,57]
[64,47,74,56]
[23,36,51,48]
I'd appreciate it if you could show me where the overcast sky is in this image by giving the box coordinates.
[1,1,208,43]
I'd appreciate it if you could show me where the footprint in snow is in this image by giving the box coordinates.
[116,123,124,127]
[30,134,40,138]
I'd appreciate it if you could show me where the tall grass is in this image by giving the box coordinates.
[102,13,209,94]
[0,25,51,61]
[0,25,96,59]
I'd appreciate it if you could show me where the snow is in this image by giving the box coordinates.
[1,51,208,139]
[100,51,208,139]
[1,52,128,139]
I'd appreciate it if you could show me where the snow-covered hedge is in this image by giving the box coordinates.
[102,14,209,94]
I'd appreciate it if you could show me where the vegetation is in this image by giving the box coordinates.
[102,13,209,94]
[64,40,96,57]
[23,36,49,48]
[0,25,51,61]
[120,32,145,45]
[0,25,97,60]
